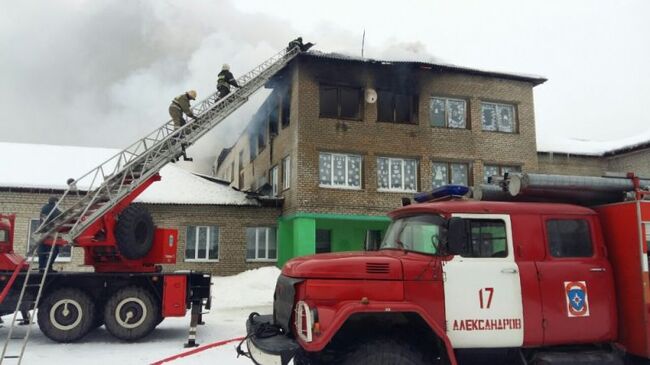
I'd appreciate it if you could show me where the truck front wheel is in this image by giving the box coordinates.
[341,338,431,365]
[104,286,159,341]
[37,288,96,343]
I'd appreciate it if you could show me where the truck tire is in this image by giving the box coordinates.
[37,288,95,343]
[104,286,159,341]
[115,204,154,259]
[341,338,430,365]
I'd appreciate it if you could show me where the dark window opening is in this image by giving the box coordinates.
[364,230,382,251]
[377,91,417,123]
[281,92,291,128]
[464,220,507,258]
[258,131,266,151]
[319,85,361,120]
[248,134,257,162]
[239,150,244,172]
[547,219,593,257]
[316,229,332,253]
[269,106,279,136]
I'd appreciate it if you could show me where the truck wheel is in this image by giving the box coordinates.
[104,287,159,341]
[115,204,154,259]
[37,288,95,343]
[341,339,430,365]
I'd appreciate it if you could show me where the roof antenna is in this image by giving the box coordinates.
[361,29,366,58]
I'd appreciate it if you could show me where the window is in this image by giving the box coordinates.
[319,85,361,120]
[430,97,467,128]
[377,157,417,192]
[258,131,266,151]
[239,150,244,172]
[481,102,516,133]
[0,229,6,242]
[249,134,257,162]
[378,91,418,123]
[27,219,71,261]
[316,229,331,253]
[431,161,470,188]
[281,91,291,128]
[246,227,277,261]
[319,153,362,189]
[282,156,291,190]
[483,165,521,183]
[185,226,219,261]
[230,161,235,182]
[269,106,279,136]
[546,219,593,258]
[466,219,507,258]
[270,165,279,196]
[364,230,382,251]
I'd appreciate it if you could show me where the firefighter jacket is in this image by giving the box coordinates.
[170,93,196,118]
[217,70,239,88]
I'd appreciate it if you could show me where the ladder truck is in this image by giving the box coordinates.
[243,173,650,365]
[0,41,309,363]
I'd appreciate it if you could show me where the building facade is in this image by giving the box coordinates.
[216,52,547,266]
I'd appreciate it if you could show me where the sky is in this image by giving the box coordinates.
[0,0,648,173]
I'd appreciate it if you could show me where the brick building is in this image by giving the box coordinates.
[0,142,280,275]
[215,51,547,266]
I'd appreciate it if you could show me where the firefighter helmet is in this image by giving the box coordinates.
[187,90,197,100]
[222,63,230,71]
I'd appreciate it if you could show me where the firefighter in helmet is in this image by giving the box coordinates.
[168,90,198,162]
[217,64,239,99]
[287,37,304,52]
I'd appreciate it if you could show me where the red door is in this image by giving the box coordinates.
[535,215,616,345]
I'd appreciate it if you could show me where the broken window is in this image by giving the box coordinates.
[483,165,520,183]
[319,85,361,120]
[258,130,266,151]
[269,106,279,136]
[378,91,417,123]
[430,97,467,129]
[481,102,516,133]
[377,157,417,192]
[319,152,361,189]
[281,91,291,128]
[239,150,244,172]
[431,161,470,188]
[248,134,257,162]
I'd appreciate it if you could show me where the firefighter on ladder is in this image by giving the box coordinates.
[169,90,198,162]
[216,64,239,99]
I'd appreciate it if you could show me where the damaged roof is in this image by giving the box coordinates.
[299,50,547,86]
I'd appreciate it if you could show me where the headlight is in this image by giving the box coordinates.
[294,300,317,342]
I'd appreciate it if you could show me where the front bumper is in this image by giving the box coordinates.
[245,314,299,365]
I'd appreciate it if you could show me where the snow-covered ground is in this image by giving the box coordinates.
[0,267,281,365]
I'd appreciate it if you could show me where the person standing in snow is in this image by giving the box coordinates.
[217,64,239,99]
[38,196,61,272]
[169,90,198,162]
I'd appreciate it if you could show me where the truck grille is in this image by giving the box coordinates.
[366,262,390,274]
[273,275,303,333]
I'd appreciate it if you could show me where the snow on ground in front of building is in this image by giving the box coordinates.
[0,266,281,365]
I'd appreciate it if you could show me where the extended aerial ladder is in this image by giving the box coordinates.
[33,44,304,252]
[0,42,309,364]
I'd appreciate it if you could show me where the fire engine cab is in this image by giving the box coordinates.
[243,173,650,365]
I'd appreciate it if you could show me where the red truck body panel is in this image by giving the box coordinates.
[162,274,188,317]
[596,201,650,358]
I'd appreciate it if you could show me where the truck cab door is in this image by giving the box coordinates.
[443,214,524,348]
[536,216,616,345]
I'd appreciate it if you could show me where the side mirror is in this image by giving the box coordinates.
[447,217,469,256]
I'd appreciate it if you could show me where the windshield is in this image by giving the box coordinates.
[381,214,447,255]
[0,229,7,243]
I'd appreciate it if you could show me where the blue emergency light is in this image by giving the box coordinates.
[414,185,470,203]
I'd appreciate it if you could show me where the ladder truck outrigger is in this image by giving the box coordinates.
[243,172,650,365]
[0,41,312,363]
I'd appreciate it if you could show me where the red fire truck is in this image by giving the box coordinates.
[243,173,650,365]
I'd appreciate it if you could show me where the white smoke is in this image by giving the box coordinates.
[0,0,442,174]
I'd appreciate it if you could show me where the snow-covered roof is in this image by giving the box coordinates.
[537,129,650,157]
[0,142,257,206]
[301,50,547,86]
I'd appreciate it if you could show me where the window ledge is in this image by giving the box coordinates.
[377,189,417,194]
[319,184,362,191]
[246,259,278,263]
[185,259,220,263]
